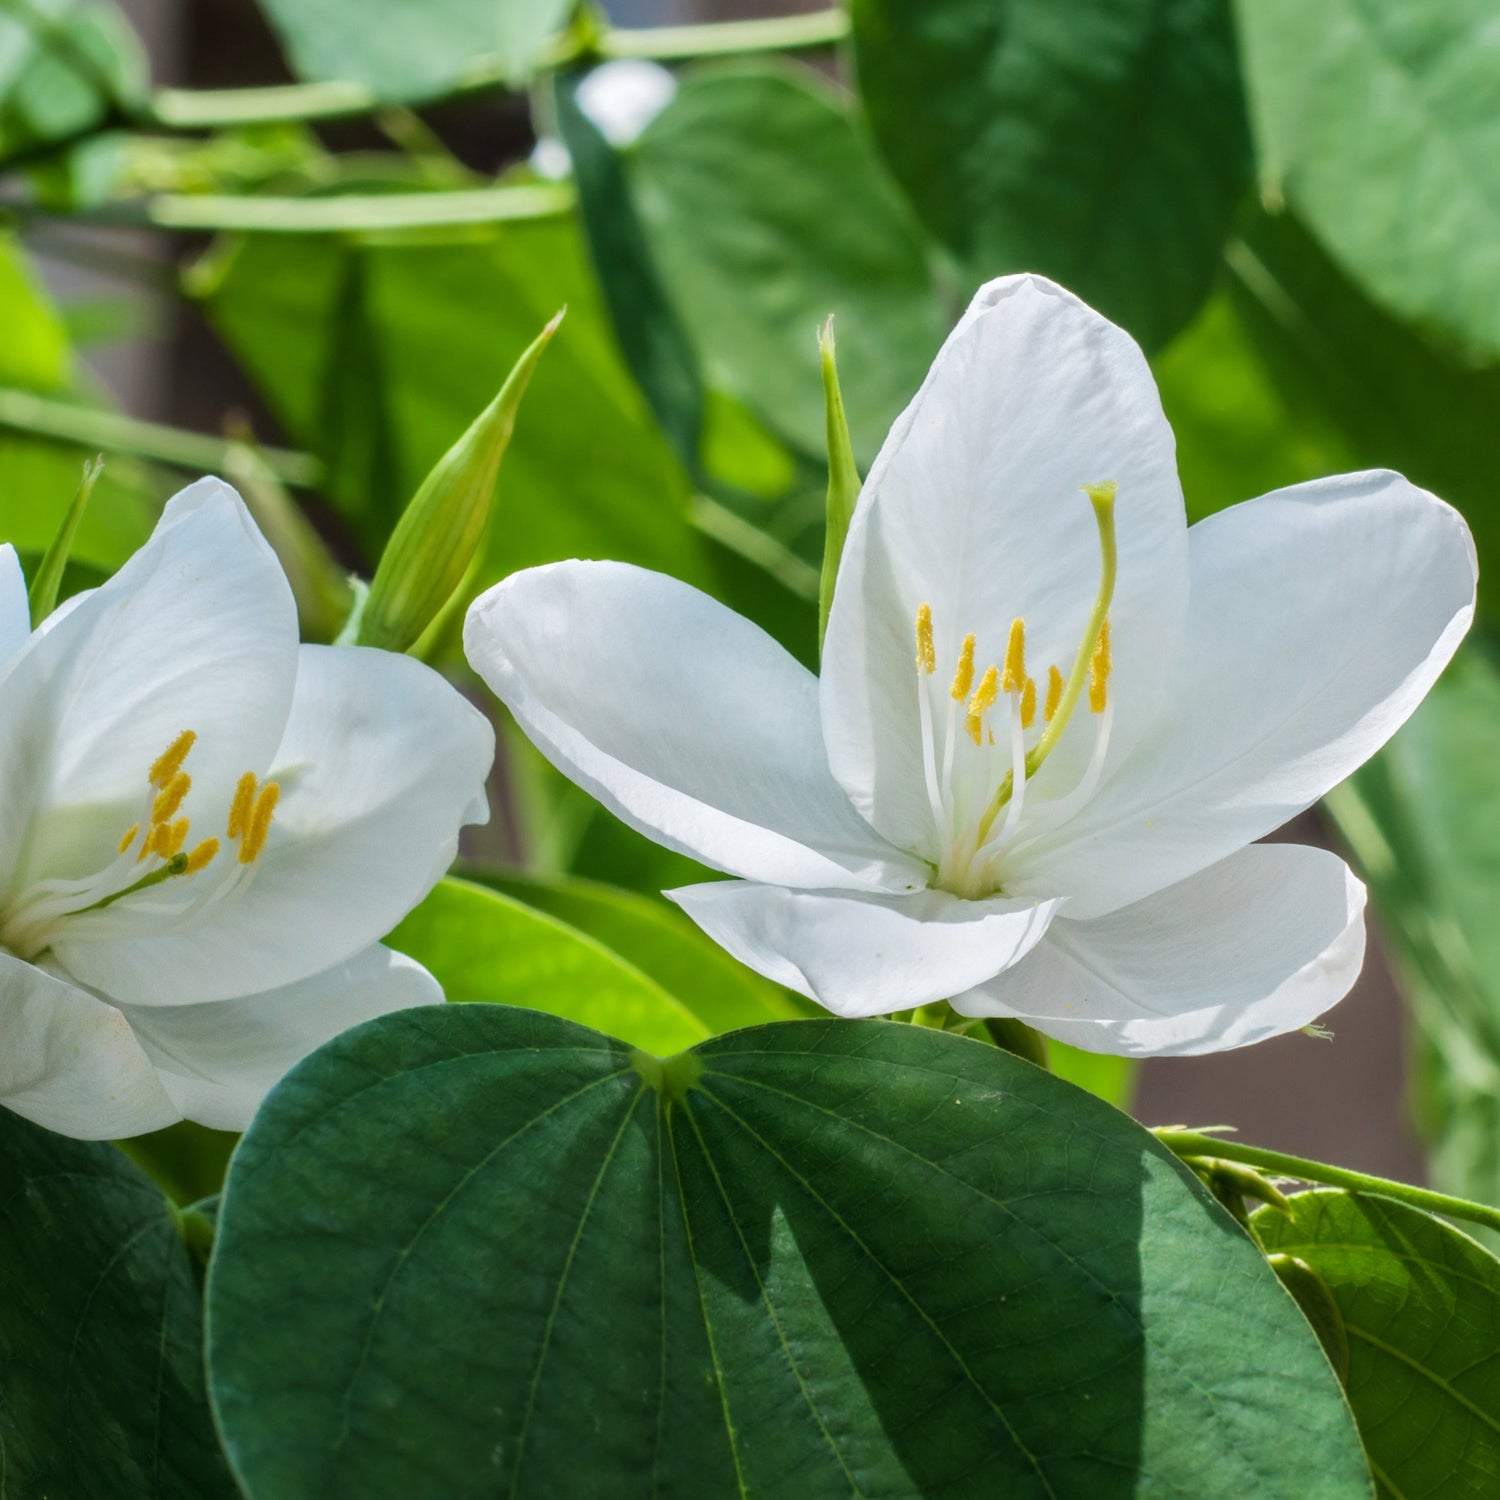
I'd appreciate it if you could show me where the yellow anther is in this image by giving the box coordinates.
[915,603,936,674]
[184,838,219,875]
[227,772,257,840]
[964,664,1000,744]
[147,821,176,860]
[166,818,190,856]
[240,782,280,864]
[950,633,976,701]
[149,730,197,788]
[1089,620,1111,713]
[151,772,191,827]
[1020,676,1037,731]
[1044,664,1063,724]
[1001,617,1027,694]
[117,823,140,855]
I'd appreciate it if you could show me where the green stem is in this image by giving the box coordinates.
[0,386,321,487]
[145,11,847,133]
[1155,1129,1500,1236]
[21,182,573,236]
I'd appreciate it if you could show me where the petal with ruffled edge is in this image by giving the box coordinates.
[1007,471,1475,918]
[119,945,439,1132]
[55,644,494,1006]
[0,479,299,901]
[0,543,28,671]
[951,844,1366,1057]
[821,274,1190,861]
[0,952,178,1139]
[668,881,1060,1018]
[465,559,921,891]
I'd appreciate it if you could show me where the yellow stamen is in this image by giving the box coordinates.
[151,772,191,827]
[227,772,257,840]
[964,665,999,745]
[184,838,219,875]
[149,730,197,788]
[1089,619,1111,713]
[240,782,280,864]
[1020,676,1037,731]
[148,821,176,859]
[1043,665,1063,724]
[117,823,140,854]
[950,633,976,701]
[166,818,190,856]
[1000,617,1027,694]
[915,603,935,674]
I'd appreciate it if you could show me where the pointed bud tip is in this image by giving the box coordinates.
[543,306,568,337]
[818,314,836,355]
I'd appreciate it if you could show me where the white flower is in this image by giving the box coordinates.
[0,480,493,1138]
[464,276,1475,1056]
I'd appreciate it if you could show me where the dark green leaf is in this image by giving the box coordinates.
[208,1008,1369,1498]
[1226,210,1500,617]
[255,0,571,101]
[556,68,705,473]
[192,219,711,592]
[631,61,947,465]
[850,0,1250,348]
[1236,0,1500,358]
[1256,1190,1500,1499]
[0,1109,234,1497]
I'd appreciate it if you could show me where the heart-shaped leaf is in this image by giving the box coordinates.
[207,1007,1369,1498]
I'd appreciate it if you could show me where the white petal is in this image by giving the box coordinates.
[1011,471,1476,917]
[668,880,1060,1018]
[56,644,494,1005]
[0,478,299,896]
[821,274,1190,856]
[465,560,920,890]
[0,543,29,670]
[0,952,178,1139]
[951,844,1366,1057]
[119,945,439,1132]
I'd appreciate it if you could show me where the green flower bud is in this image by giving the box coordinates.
[357,309,563,654]
[817,315,861,656]
[28,456,103,627]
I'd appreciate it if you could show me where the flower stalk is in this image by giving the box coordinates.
[1154,1128,1500,1236]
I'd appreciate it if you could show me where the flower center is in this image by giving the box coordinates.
[914,483,1117,899]
[0,729,281,962]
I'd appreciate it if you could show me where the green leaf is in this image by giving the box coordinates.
[1326,646,1500,1221]
[850,0,1250,349]
[388,875,711,1054]
[1225,210,1500,618]
[1152,285,1354,524]
[0,1109,234,1497]
[1255,1190,1500,1499]
[0,235,155,568]
[255,0,572,101]
[556,68,705,474]
[1236,0,1500,359]
[630,61,947,465]
[192,219,711,595]
[0,0,144,159]
[207,1009,1370,1498]
[474,868,809,1032]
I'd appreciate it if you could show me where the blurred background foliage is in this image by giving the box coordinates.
[1,0,1497,1202]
